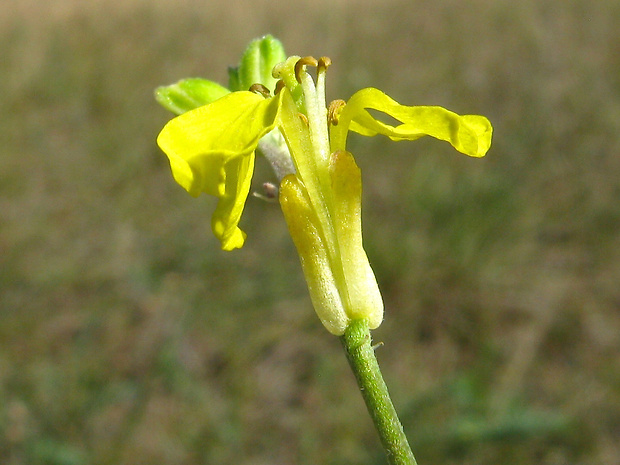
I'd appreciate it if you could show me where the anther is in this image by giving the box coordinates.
[298,113,309,126]
[263,182,279,198]
[252,182,279,202]
[317,56,332,73]
[328,99,346,126]
[294,56,319,83]
[249,83,271,98]
[274,79,286,95]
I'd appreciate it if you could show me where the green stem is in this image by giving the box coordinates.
[340,319,418,465]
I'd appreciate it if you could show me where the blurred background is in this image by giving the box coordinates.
[1,0,619,464]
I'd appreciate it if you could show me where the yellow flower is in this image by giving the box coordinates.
[157,53,492,334]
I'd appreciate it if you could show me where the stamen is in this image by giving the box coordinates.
[249,83,271,98]
[295,56,319,83]
[328,99,346,126]
[274,79,286,95]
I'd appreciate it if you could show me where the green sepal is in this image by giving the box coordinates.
[227,66,241,92]
[155,78,230,115]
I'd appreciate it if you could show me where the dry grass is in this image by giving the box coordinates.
[1,0,619,464]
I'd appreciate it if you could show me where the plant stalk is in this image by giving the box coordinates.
[340,319,418,465]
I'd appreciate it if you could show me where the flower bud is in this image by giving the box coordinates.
[233,35,287,93]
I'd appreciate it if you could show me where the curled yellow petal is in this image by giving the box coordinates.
[211,154,255,251]
[331,87,492,158]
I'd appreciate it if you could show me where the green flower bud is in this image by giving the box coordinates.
[234,34,287,93]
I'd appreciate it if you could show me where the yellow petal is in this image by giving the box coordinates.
[157,91,283,250]
[157,91,282,196]
[211,154,255,251]
[331,88,492,158]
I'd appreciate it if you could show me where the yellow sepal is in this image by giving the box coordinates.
[279,174,349,335]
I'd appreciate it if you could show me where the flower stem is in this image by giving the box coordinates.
[340,319,418,465]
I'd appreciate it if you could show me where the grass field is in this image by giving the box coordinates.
[2,0,619,464]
